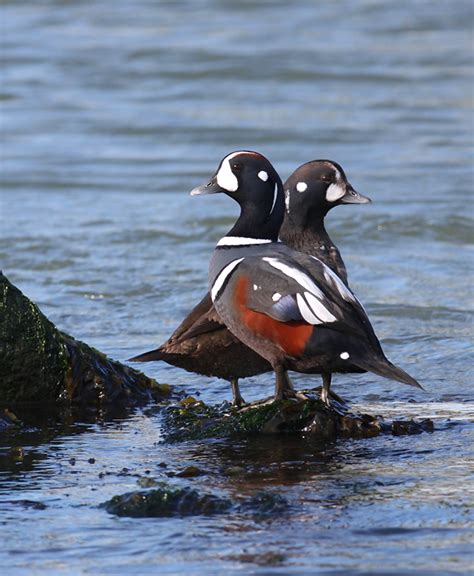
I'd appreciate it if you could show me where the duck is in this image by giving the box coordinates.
[191,150,421,403]
[129,158,371,405]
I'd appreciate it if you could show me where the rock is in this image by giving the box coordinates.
[240,492,289,517]
[0,272,173,410]
[391,418,434,435]
[102,485,232,517]
[176,465,203,478]
[162,390,434,442]
[103,484,290,519]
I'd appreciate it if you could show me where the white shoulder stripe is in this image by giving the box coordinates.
[211,258,245,302]
[296,293,322,325]
[262,257,325,299]
[313,257,355,303]
[217,237,272,247]
[304,291,337,323]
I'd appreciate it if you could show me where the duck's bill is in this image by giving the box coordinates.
[340,186,371,204]
[190,176,222,196]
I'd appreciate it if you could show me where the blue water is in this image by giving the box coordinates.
[1,0,473,574]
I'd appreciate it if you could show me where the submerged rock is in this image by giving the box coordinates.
[103,485,232,517]
[103,483,288,519]
[162,392,433,442]
[0,272,171,409]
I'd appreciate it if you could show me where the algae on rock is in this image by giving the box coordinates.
[0,272,171,409]
[162,392,433,442]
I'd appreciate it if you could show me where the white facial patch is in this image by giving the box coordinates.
[284,189,290,213]
[325,182,346,202]
[215,151,240,192]
[296,181,308,193]
[258,170,268,182]
[262,257,325,300]
[272,292,282,302]
[340,352,350,360]
[211,257,244,302]
[269,182,278,215]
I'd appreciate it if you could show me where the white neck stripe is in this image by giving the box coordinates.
[217,237,272,247]
[269,182,278,215]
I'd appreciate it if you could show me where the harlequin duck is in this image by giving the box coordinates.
[129,158,370,405]
[191,150,421,402]
[280,159,370,285]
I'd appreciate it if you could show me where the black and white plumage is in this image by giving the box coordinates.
[280,159,370,286]
[193,150,421,402]
[129,155,372,404]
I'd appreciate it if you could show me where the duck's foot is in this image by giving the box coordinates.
[232,394,247,408]
[274,366,298,401]
[321,372,331,407]
[230,379,247,408]
[273,388,298,402]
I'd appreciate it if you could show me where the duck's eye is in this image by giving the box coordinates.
[232,163,242,172]
[321,174,332,183]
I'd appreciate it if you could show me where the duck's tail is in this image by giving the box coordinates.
[352,356,423,389]
[128,348,165,363]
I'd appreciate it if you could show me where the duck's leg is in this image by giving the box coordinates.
[230,378,246,407]
[274,366,296,400]
[321,372,331,406]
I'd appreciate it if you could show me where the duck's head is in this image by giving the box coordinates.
[283,160,370,223]
[191,150,284,241]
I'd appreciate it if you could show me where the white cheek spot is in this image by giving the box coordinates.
[326,182,345,202]
[340,352,350,360]
[284,189,290,213]
[258,170,268,182]
[272,292,281,302]
[253,284,259,291]
[296,181,308,193]
[216,152,240,192]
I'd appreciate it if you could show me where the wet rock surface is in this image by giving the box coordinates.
[0,273,173,411]
[103,484,232,518]
[103,483,288,519]
[162,391,434,442]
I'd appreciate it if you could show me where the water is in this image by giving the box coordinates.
[1,0,473,573]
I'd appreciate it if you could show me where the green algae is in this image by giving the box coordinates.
[162,392,433,442]
[0,272,69,402]
[0,273,171,409]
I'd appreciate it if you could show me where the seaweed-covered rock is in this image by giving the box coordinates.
[103,484,290,519]
[103,485,232,517]
[162,392,433,442]
[0,272,171,408]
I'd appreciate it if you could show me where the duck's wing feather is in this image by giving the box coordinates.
[233,253,374,341]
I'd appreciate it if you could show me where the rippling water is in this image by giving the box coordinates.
[1,0,473,574]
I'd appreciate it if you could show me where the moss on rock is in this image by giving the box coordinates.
[162,391,433,442]
[0,273,171,409]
